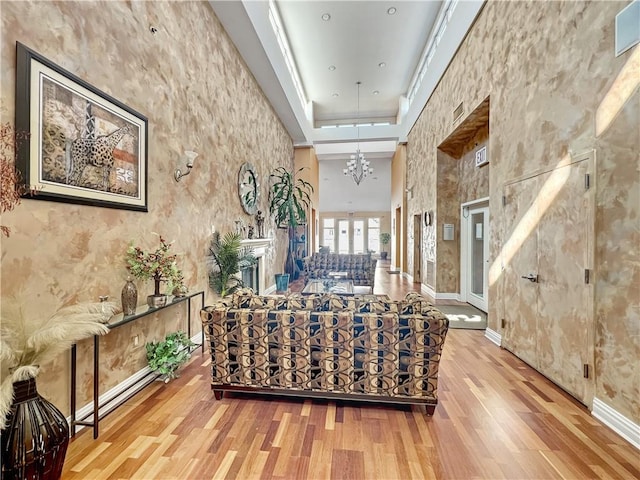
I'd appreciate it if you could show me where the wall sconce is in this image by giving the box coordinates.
[174,150,198,182]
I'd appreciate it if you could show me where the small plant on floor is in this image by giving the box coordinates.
[379,232,391,259]
[145,331,195,382]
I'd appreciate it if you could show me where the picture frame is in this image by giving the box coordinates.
[15,42,148,211]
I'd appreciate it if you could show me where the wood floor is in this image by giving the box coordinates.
[62,265,639,479]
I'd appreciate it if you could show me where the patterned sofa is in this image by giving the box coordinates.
[200,289,449,414]
[302,252,377,286]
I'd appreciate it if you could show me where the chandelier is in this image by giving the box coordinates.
[344,81,373,185]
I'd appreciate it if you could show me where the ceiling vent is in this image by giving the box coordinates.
[453,102,464,123]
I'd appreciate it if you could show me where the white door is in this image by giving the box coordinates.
[461,200,489,312]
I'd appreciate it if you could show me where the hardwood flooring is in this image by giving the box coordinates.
[62,264,639,479]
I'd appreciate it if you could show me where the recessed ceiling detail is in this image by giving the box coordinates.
[210,0,485,146]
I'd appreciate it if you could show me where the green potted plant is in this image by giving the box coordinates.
[268,166,313,284]
[0,300,116,477]
[380,232,391,260]
[125,235,183,307]
[207,231,257,297]
[145,331,195,383]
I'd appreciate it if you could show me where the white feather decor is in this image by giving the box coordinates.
[0,301,116,429]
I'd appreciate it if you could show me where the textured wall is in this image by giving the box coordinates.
[1,1,293,411]
[407,0,639,421]
[390,144,407,271]
[436,127,490,293]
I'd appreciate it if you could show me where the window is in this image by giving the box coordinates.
[322,218,334,251]
[353,220,365,253]
[338,220,349,254]
[368,218,380,253]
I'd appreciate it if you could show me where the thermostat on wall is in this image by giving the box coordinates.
[475,146,488,167]
[443,224,454,241]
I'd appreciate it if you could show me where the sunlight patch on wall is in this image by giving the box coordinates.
[489,155,572,286]
[596,47,640,137]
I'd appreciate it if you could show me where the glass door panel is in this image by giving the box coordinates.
[353,220,364,253]
[338,220,349,254]
[471,212,485,296]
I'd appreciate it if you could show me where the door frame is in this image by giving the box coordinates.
[413,214,422,283]
[460,197,490,312]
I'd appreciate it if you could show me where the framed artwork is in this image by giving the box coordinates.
[15,42,148,211]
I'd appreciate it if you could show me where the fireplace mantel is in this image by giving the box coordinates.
[239,238,273,293]
[240,238,274,250]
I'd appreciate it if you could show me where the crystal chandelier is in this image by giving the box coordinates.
[344,81,373,185]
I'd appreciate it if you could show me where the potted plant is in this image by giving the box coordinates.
[145,331,195,383]
[380,232,391,260]
[207,231,256,297]
[268,166,313,284]
[0,300,116,478]
[125,235,183,307]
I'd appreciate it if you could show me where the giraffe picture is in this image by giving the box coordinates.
[15,42,148,211]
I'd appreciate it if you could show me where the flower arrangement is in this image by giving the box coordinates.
[1,122,32,237]
[0,300,117,428]
[125,235,183,297]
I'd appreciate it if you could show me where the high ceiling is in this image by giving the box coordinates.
[209,0,484,211]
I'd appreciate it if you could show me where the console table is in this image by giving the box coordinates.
[70,290,204,439]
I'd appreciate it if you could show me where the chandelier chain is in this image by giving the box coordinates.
[344,81,373,185]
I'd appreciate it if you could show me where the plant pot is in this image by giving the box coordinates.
[1,378,69,480]
[275,273,290,294]
[147,294,167,308]
[380,252,388,260]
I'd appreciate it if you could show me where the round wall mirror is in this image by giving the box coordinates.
[238,162,259,215]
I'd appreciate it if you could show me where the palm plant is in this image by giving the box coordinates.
[207,231,256,297]
[0,301,117,428]
[268,166,313,276]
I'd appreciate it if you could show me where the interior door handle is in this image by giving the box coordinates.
[521,273,538,283]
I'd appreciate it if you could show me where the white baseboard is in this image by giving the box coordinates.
[435,292,461,301]
[403,273,413,282]
[484,328,502,346]
[592,397,640,449]
[418,284,461,302]
[421,284,435,298]
[68,365,157,431]
[68,335,203,432]
[263,284,276,294]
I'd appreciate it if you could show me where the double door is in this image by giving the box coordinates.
[501,153,594,405]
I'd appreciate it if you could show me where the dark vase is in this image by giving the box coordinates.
[121,277,138,316]
[1,377,69,480]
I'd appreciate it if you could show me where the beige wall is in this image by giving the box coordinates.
[436,125,490,293]
[390,144,407,272]
[407,0,639,421]
[1,1,293,411]
[294,147,319,254]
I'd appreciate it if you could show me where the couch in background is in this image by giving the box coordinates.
[200,290,449,414]
[302,252,377,286]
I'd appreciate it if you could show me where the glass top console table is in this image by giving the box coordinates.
[70,290,204,439]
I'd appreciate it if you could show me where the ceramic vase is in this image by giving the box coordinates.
[1,378,69,480]
[121,277,138,316]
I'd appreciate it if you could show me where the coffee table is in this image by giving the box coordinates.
[302,278,354,294]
